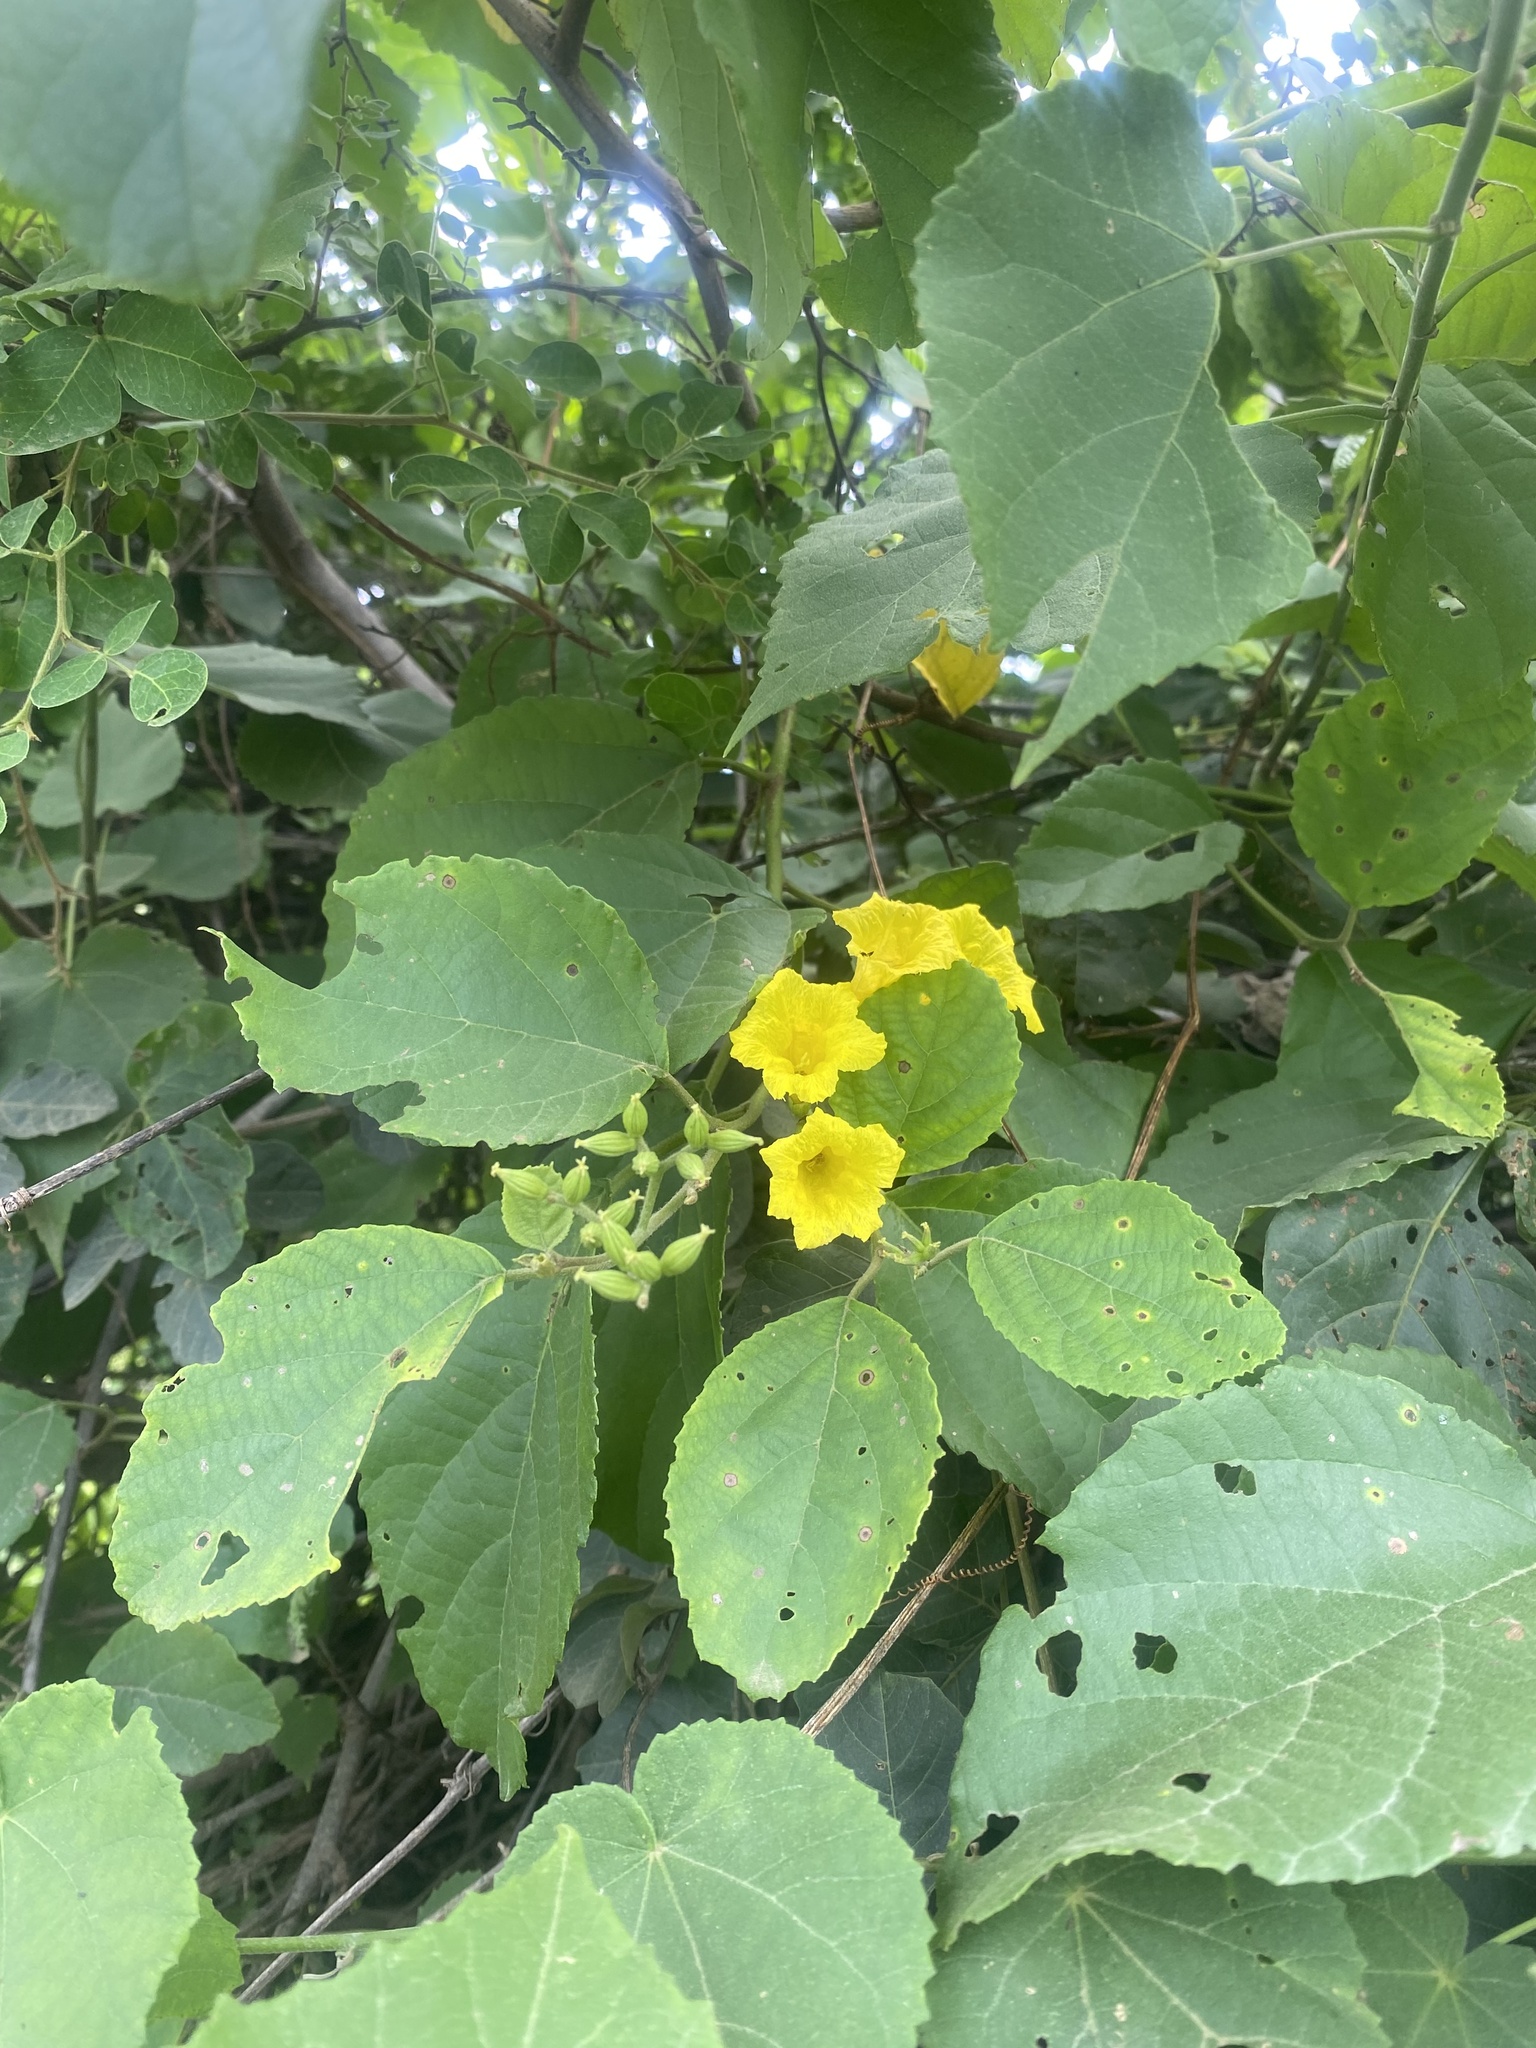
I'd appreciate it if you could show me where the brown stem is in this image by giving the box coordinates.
[1124,893,1202,1182]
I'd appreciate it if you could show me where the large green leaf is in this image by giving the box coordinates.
[0,0,331,302]
[0,925,200,1101]
[30,692,184,825]
[101,293,253,417]
[86,1617,281,1775]
[0,1382,73,1547]
[1292,679,1534,907]
[0,1060,117,1139]
[927,1853,1382,2047]
[362,1233,595,1795]
[226,856,668,1148]
[0,324,122,456]
[507,1718,934,2048]
[880,1165,1122,1512]
[1265,1157,1536,1425]
[968,1179,1286,1399]
[1108,0,1240,78]
[111,1111,251,1279]
[830,961,1020,1174]
[939,1362,1536,1939]
[1013,758,1245,916]
[111,1226,505,1627]
[613,0,810,350]
[1355,365,1536,721]
[799,1667,963,1857]
[1379,987,1505,1137]
[149,1896,243,2025]
[0,1679,200,2048]
[197,1827,724,2047]
[666,1297,941,1695]
[1341,1873,1536,2044]
[914,67,1310,774]
[1004,989,1155,1175]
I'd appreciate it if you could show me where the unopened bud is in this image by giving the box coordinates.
[579,1268,643,1303]
[705,1127,762,1153]
[579,1222,602,1249]
[495,1163,557,1201]
[659,1226,713,1277]
[579,1129,636,1157]
[622,1094,649,1139]
[602,1195,639,1230]
[626,1249,663,1283]
[672,1149,708,1183]
[562,1161,590,1203]
[597,1215,635,1262]
[633,1147,662,1178]
[684,1106,710,1148]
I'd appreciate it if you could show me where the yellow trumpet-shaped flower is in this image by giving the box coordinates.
[834,896,960,1001]
[912,620,1004,718]
[730,969,886,1103]
[762,1109,905,1249]
[942,903,1044,1032]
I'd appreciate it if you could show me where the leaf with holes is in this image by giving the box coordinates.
[1292,680,1535,907]
[86,1618,281,1775]
[362,1229,595,1797]
[110,1226,505,1627]
[506,1718,934,2048]
[110,1109,251,1280]
[1013,759,1245,916]
[127,646,209,726]
[967,1179,1286,1399]
[224,857,667,1148]
[926,1853,1382,2048]
[665,1298,941,1696]
[1341,1872,1536,2045]
[938,1361,1536,1939]
[830,962,1020,1174]
[1264,1157,1536,1428]
[1379,988,1505,1138]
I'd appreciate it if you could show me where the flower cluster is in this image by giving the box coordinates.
[729,895,1042,1247]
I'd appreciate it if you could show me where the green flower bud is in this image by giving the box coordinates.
[602,1195,639,1230]
[597,1215,636,1262]
[579,1222,603,1249]
[626,1249,663,1283]
[494,1163,557,1201]
[684,1106,711,1148]
[622,1093,649,1139]
[494,1162,572,1252]
[672,1150,708,1183]
[659,1226,714,1277]
[704,1127,762,1153]
[562,1161,591,1203]
[579,1129,636,1157]
[579,1268,643,1303]
[632,1147,662,1178]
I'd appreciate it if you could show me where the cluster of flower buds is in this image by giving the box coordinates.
[577,1094,762,1186]
[577,1212,715,1309]
[492,1160,591,1252]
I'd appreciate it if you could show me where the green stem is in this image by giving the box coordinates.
[1492,1908,1536,1946]
[236,1931,417,1954]
[845,1247,884,1303]
[1219,224,1440,268]
[762,706,797,904]
[1222,864,1336,951]
[76,689,100,930]
[1434,234,1536,319]
[1238,149,1307,199]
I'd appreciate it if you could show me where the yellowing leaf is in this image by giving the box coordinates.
[1380,989,1505,1139]
[912,619,1003,717]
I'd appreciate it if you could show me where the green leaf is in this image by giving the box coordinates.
[1014,759,1246,916]
[1108,0,1240,79]
[926,1853,1382,2047]
[799,1667,964,1858]
[267,1675,337,1786]
[939,1361,1536,1939]
[127,645,209,725]
[915,68,1310,775]
[813,224,921,350]
[519,492,585,581]
[111,1107,251,1279]
[86,1617,281,1775]
[968,1179,1286,1399]
[0,1059,119,1139]
[991,0,1070,84]
[111,1225,505,1627]
[1356,365,1536,719]
[1342,1873,1536,2045]
[507,1718,935,2048]
[0,923,200,1101]
[362,1242,595,1795]
[101,294,254,417]
[1293,680,1535,907]
[246,410,334,490]
[569,488,652,558]
[0,1381,73,1546]
[1379,988,1505,1137]
[666,1297,941,1695]
[30,692,183,825]
[1264,1158,1536,1426]
[120,808,266,901]
[0,1679,200,2048]
[1232,226,1349,391]
[32,650,107,707]
[613,0,810,350]
[227,856,667,1148]
[196,1827,725,2047]
[830,961,1021,1174]
[0,0,332,302]
[879,1165,1123,1512]
[149,1895,242,2024]
[1004,989,1155,1175]
[0,325,122,457]
[101,599,160,656]
[520,339,604,396]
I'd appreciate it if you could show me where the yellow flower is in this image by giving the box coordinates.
[912,619,1004,718]
[834,896,960,1001]
[942,903,1044,1032]
[762,1110,905,1249]
[730,969,886,1103]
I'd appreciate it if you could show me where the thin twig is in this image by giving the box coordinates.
[1124,893,1202,1182]
[0,1071,264,1225]
[847,681,886,895]
[801,1480,1007,1741]
[18,1265,139,1695]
